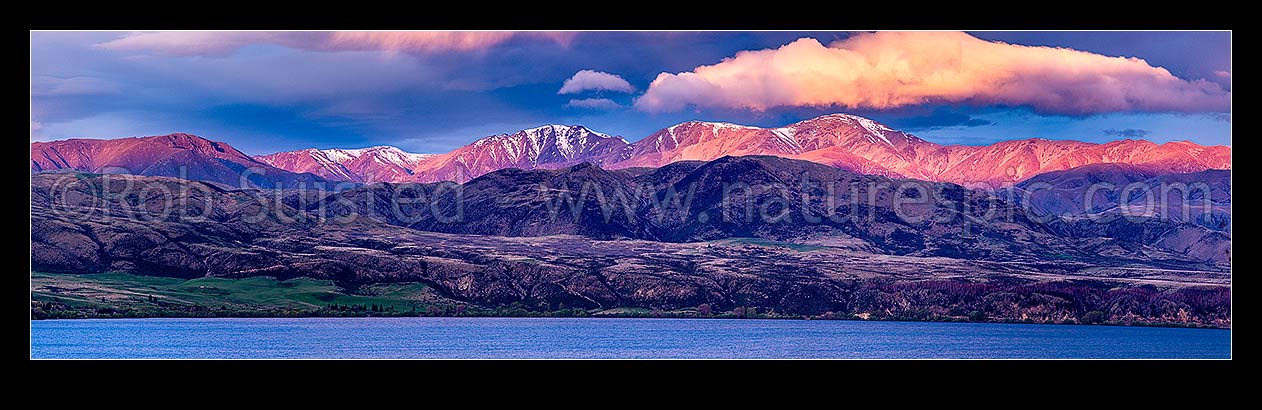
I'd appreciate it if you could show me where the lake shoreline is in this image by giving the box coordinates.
[27,312,1232,330]
[31,271,1232,329]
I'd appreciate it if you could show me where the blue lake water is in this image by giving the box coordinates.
[30,318,1230,359]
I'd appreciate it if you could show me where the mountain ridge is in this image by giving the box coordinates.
[30,133,327,189]
[255,145,435,183]
[32,113,1231,189]
[409,124,631,183]
[599,114,1229,187]
[257,113,1231,186]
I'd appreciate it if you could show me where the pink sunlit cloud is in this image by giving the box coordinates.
[635,31,1231,115]
[326,31,576,53]
[96,31,577,57]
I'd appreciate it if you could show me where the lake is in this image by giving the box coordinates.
[29,317,1230,359]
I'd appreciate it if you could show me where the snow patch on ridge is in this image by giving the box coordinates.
[771,127,801,151]
[296,149,356,181]
[465,124,624,165]
[705,122,760,132]
[813,114,893,148]
[321,148,356,163]
[317,146,435,168]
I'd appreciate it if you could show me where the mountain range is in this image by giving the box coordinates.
[30,157,1231,324]
[30,133,326,189]
[28,114,1231,268]
[307,156,1228,266]
[32,113,1230,189]
[29,114,1232,324]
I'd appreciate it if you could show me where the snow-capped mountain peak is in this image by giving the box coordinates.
[255,145,436,183]
[523,124,613,138]
[405,124,630,183]
[474,124,627,163]
[253,113,1229,187]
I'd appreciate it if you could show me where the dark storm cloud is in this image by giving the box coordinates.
[1102,128,1151,138]
[889,108,995,131]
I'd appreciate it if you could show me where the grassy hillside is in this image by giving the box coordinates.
[30,272,1231,328]
[31,272,464,319]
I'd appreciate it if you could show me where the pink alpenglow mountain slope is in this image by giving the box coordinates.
[250,114,1229,186]
[409,124,631,183]
[30,133,325,189]
[257,125,630,183]
[255,146,435,183]
[36,114,1229,189]
[599,114,1232,187]
[606,115,921,178]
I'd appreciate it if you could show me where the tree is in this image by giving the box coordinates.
[697,304,713,317]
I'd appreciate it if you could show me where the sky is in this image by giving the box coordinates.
[30,31,1231,155]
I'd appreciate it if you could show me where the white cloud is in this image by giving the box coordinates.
[558,70,635,94]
